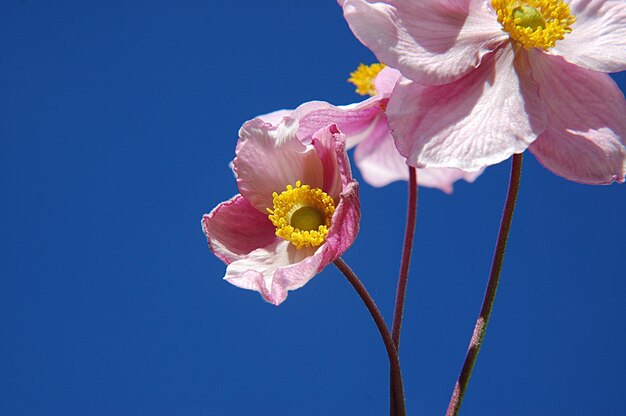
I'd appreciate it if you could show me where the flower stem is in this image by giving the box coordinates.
[390,166,418,414]
[392,166,418,348]
[445,153,523,416]
[334,257,406,416]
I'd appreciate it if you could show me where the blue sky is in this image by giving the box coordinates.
[1,1,625,415]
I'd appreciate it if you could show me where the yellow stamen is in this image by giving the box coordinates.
[492,0,575,50]
[267,181,336,249]
[348,63,386,96]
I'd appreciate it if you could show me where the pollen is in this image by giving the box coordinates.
[492,0,575,50]
[267,181,336,249]
[348,63,386,96]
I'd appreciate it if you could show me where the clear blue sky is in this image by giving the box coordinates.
[1,1,624,415]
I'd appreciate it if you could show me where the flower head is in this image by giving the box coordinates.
[342,0,626,184]
[202,119,359,305]
[258,64,482,192]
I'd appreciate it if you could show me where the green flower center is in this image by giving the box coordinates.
[512,5,545,30]
[290,206,325,231]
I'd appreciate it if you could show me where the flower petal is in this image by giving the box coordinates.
[528,52,626,184]
[256,109,293,126]
[224,239,319,305]
[290,67,399,143]
[551,0,626,73]
[292,99,382,144]
[353,114,409,187]
[269,248,326,305]
[342,0,507,85]
[374,66,402,95]
[417,167,483,194]
[389,46,547,171]
[202,194,277,265]
[353,112,483,190]
[235,117,324,211]
[311,124,353,200]
[323,181,360,262]
[224,181,360,305]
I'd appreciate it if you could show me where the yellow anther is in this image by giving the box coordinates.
[348,63,386,96]
[492,0,575,50]
[267,181,336,249]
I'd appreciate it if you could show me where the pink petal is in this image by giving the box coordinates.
[224,240,320,305]
[223,181,361,305]
[256,109,293,126]
[528,52,626,184]
[235,118,324,211]
[374,66,402,95]
[322,181,360,262]
[551,0,626,73]
[311,124,353,200]
[353,112,483,191]
[269,244,326,305]
[417,167,483,194]
[342,0,507,85]
[202,194,277,265]
[353,114,410,187]
[293,99,382,144]
[388,45,547,171]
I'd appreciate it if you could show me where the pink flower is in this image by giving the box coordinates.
[260,65,482,192]
[342,0,626,184]
[202,119,359,305]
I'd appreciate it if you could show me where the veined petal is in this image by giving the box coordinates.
[235,117,324,212]
[343,0,507,85]
[269,244,325,305]
[551,0,626,73]
[202,194,277,265]
[311,125,352,200]
[389,46,547,171]
[353,113,483,190]
[224,240,318,305]
[323,181,360,261]
[528,52,626,184]
[293,99,382,143]
[353,114,409,187]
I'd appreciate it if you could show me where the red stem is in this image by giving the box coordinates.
[392,166,418,348]
[390,167,418,415]
[446,153,523,416]
[333,257,406,416]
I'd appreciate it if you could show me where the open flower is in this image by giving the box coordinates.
[202,119,359,305]
[260,64,481,192]
[342,0,626,184]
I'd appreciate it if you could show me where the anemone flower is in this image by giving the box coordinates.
[260,64,482,192]
[202,119,359,305]
[342,0,626,184]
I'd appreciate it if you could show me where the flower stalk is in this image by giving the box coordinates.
[390,166,418,415]
[446,153,523,416]
[334,257,406,416]
[392,166,418,348]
